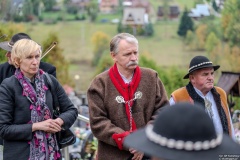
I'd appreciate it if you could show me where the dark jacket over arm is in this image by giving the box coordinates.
[0,74,77,160]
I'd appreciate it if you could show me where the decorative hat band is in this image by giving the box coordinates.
[188,62,212,72]
[145,124,222,151]
[8,42,13,48]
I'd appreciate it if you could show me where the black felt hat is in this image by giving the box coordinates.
[0,33,31,52]
[183,56,220,79]
[124,102,240,160]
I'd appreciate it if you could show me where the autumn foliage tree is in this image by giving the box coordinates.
[91,31,110,66]
[0,23,26,63]
[221,0,240,47]
[41,33,72,85]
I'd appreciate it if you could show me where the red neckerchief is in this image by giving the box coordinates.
[109,63,141,131]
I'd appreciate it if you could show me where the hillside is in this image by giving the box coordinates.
[26,0,206,92]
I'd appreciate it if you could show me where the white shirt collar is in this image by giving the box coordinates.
[118,69,133,84]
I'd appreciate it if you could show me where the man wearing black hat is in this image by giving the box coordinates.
[0,33,56,83]
[169,55,235,139]
[0,33,56,157]
[124,103,240,160]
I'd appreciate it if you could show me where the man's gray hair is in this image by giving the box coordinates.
[110,33,138,54]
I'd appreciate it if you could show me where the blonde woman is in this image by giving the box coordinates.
[0,39,77,160]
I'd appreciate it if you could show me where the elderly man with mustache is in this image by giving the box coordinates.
[87,33,169,160]
[170,55,235,139]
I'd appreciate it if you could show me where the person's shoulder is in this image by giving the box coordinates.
[40,61,55,68]
[1,75,17,86]
[95,69,109,79]
[214,86,226,94]
[140,67,157,74]
[40,61,56,77]
[171,87,187,94]
[0,62,11,69]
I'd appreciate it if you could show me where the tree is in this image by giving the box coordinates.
[205,32,220,53]
[42,0,56,11]
[177,8,194,37]
[145,23,154,36]
[212,0,219,12]
[205,32,221,63]
[221,0,240,47]
[41,33,72,85]
[22,0,34,21]
[91,32,110,66]
[162,0,169,21]
[86,1,98,22]
[0,23,26,63]
[195,24,208,50]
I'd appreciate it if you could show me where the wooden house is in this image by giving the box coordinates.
[157,5,180,20]
[217,71,240,108]
[99,0,119,14]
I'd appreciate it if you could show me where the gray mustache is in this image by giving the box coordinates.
[126,61,138,67]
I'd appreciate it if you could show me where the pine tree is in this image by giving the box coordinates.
[177,8,194,37]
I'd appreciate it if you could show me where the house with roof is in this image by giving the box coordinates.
[69,0,90,10]
[188,4,210,20]
[157,5,180,20]
[122,7,148,26]
[99,0,119,14]
[121,7,149,35]
[123,0,151,14]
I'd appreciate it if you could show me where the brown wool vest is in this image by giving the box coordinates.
[171,87,232,137]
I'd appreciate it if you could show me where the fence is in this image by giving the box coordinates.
[63,114,90,160]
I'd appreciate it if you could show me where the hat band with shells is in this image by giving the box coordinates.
[145,124,222,151]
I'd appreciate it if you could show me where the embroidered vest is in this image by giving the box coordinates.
[171,87,232,137]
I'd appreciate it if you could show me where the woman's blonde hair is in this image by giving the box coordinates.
[11,39,41,68]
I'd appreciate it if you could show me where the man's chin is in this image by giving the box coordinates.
[128,65,137,69]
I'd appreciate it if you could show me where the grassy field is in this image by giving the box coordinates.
[23,0,205,92]
[26,20,206,92]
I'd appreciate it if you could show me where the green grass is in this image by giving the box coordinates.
[25,20,207,91]
[23,0,205,91]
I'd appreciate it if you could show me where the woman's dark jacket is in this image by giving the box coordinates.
[0,74,78,160]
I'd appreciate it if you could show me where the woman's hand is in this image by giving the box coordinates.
[129,148,144,160]
[32,119,62,133]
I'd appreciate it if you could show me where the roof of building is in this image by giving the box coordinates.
[217,71,240,96]
[188,4,210,17]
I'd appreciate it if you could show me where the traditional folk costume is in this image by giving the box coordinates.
[87,64,169,160]
[171,82,233,137]
[170,56,234,139]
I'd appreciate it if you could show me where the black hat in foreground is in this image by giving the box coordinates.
[124,103,240,160]
[183,56,220,79]
[0,33,31,52]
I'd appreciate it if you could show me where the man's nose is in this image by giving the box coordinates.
[130,53,137,60]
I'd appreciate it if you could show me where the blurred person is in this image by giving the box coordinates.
[124,102,240,160]
[0,39,78,160]
[0,33,56,83]
[169,56,235,139]
[87,33,169,160]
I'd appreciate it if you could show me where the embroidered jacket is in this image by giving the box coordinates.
[87,67,169,160]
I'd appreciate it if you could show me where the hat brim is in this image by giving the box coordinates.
[124,128,240,160]
[0,41,12,52]
[183,65,220,79]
